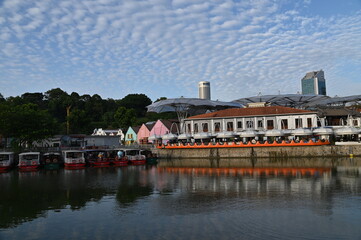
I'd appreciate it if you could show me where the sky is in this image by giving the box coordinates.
[1,0,361,102]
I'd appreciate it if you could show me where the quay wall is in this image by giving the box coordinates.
[153,145,361,159]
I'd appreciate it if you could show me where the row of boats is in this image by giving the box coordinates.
[0,148,158,171]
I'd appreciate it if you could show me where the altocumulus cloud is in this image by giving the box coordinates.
[0,0,361,101]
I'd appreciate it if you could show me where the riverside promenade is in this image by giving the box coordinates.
[154,144,361,159]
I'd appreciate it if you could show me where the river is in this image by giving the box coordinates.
[1,157,361,240]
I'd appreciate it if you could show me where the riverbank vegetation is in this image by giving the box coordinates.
[0,88,176,147]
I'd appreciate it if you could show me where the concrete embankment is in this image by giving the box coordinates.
[153,145,361,159]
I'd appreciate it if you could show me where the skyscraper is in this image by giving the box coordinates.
[199,81,211,100]
[301,70,326,95]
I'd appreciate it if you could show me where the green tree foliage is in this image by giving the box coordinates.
[114,107,137,129]
[118,94,152,117]
[68,109,92,134]
[0,103,58,147]
[1,89,174,139]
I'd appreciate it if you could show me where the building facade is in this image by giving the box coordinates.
[183,106,319,135]
[301,70,326,95]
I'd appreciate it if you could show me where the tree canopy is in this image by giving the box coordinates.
[0,89,176,148]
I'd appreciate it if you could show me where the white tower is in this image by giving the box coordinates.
[199,81,211,100]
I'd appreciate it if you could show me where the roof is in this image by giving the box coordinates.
[188,106,315,119]
[316,107,361,117]
[234,94,329,108]
[159,119,179,132]
[130,126,141,133]
[144,122,155,131]
[302,70,322,80]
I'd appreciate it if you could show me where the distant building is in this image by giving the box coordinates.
[137,122,156,144]
[301,70,326,95]
[199,81,211,100]
[124,126,140,145]
[184,105,319,134]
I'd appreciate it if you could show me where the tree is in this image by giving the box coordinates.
[0,93,4,102]
[154,97,167,102]
[68,109,92,134]
[114,107,136,129]
[45,88,71,124]
[0,103,58,148]
[118,94,152,117]
[21,92,45,109]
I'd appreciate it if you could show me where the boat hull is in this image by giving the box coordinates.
[64,163,86,168]
[113,160,128,166]
[129,160,146,165]
[18,165,39,171]
[91,161,111,167]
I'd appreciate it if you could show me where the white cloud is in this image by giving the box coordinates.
[0,0,360,100]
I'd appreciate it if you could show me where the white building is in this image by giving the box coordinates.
[92,128,125,141]
[183,105,319,135]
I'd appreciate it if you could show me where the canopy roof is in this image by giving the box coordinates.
[147,98,242,121]
[234,94,329,109]
[234,94,361,109]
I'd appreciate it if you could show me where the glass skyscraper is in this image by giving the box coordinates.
[301,70,326,95]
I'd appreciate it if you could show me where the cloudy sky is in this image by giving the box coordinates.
[1,0,361,101]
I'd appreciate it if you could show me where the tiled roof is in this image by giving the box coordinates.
[159,119,179,133]
[188,106,315,119]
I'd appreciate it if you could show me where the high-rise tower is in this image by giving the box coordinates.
[198,81,211,100]
[301,70,326,95]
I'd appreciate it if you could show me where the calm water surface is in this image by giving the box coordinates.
[1,158,361,240]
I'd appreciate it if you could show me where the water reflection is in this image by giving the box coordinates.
[0,158,361,240]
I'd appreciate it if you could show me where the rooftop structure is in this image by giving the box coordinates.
[301,70,326,95]
[198,81,211,100]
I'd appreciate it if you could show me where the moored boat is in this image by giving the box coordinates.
[62,150,86,168]
[109,149,128,167]
[125,149,146,165]
[42,152,62,170]
[18,152,41,171]
[0,152,15,171]
[84,149,111,167]
[140,150,158,164]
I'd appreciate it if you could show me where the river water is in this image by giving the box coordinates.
[1,158,361,240]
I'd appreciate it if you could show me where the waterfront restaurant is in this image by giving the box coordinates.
[183,104,319,136]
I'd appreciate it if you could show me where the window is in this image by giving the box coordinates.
[257,120,263,128]
[307,118,312,128]
[214,122,220,132]
[281,119,288,129]
[227,122,234,131]
[202,123,208,132]
[246,120,254,129]
[267,120,274,130]
[237,121,243,129]
[295,119,302,128]
[187,124,191,133]
[194,123,198,133]
[353,120,358,126]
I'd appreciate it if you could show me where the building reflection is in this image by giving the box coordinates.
[0,159,360,230]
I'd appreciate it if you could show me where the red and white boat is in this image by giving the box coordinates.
[109,149,128,167]
[125,149,146,165]
[84,149,111,167]
[62,150,86,168]
[18,152,41,171]
[0,152,15,171]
